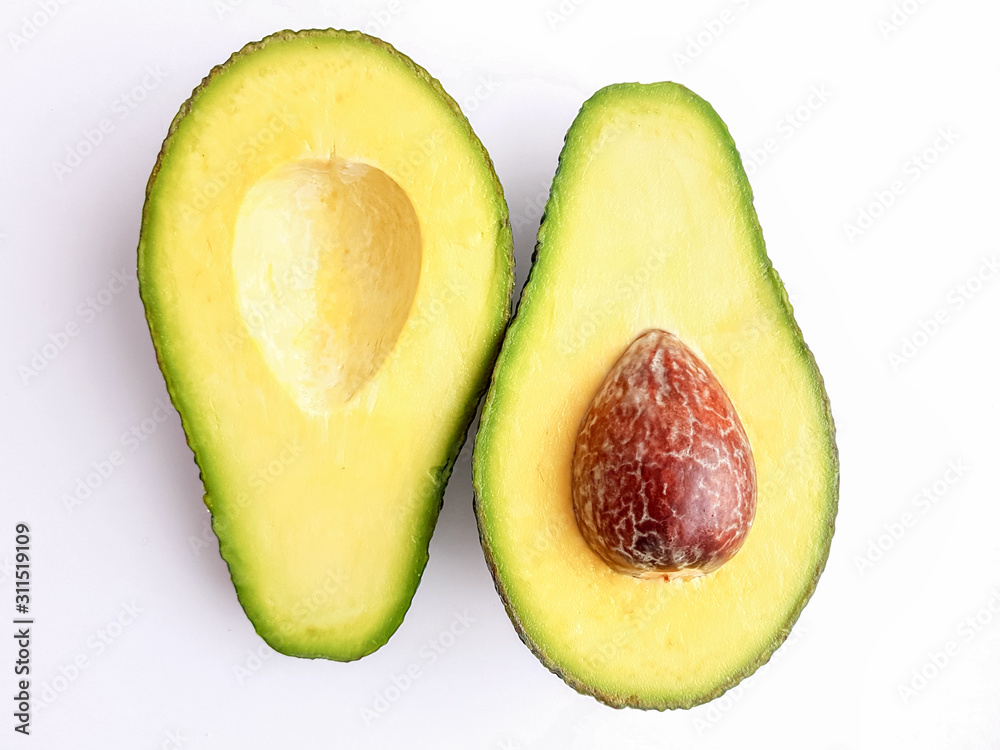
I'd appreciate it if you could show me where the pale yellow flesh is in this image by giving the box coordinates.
[477,87,835,702]
[142,35,510,656]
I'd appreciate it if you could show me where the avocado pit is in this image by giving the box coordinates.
[571,329,756,580]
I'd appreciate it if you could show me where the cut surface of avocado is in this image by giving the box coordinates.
[139,29,513,660]
[473,82,837,708]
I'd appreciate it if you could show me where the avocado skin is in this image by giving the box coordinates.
[472,82,838,708]
[138,29,514,660]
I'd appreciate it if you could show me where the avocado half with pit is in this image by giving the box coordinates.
[138,30,513,660]
[473,82,838,708]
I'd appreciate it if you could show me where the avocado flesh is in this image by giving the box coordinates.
[139,30,513,660]
[473,82,838,708]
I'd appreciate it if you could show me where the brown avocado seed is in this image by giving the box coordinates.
[571,330,756,580]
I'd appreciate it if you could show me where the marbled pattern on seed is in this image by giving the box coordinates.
[572,329,756,579]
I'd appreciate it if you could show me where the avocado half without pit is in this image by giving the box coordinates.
[472,82,838,709]
[138,30,513,660]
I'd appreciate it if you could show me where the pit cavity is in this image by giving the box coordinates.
[232,157,421,413]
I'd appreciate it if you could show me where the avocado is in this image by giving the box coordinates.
[473,82,837,708]
[138,29,513,660]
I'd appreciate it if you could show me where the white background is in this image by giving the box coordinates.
[2,0,999,747]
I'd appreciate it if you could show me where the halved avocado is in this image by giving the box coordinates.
[139,30,513,660]
[473,82,837,708]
